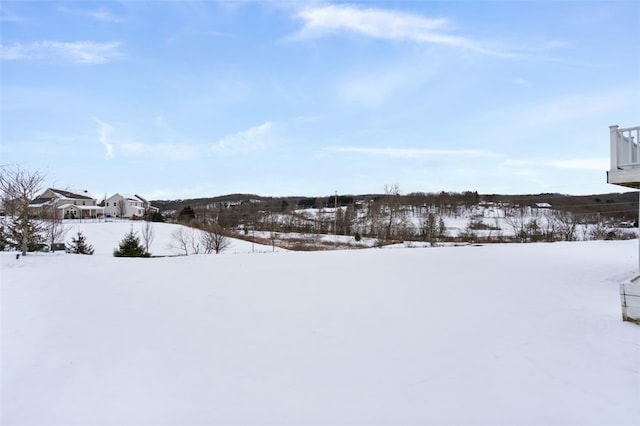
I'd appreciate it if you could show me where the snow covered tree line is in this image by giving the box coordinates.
[183,185,636,246]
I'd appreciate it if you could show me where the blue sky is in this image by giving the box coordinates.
[1,1,639,200]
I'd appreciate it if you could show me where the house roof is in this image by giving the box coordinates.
[30,198,52,206]
[50,188,95,200]
[108,193,144,202]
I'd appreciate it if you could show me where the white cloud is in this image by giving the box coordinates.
[548,158,609,171]
[513,78,533,88]
[338,65,431,106]
[94,118,114,159]
[518,90,631,127]
[293,5,512,56]
[326,147,503,159]
[211,122,273,154]
[0,6,23,22]
[502,157,609,171]
[58,5,124,23]
[118,141,205,161]
[501,159,536,167]
[89,8,123,23]
[1,40,124,64]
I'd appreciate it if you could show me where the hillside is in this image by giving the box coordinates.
[145,191,639,251]
[152,191,640,221]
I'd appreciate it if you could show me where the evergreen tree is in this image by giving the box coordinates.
[149,211,165,222]
[113,230,150,257]
[178,205,196,222]
[0,166,46,255]
[6,216,46,252]
[0,221,8,251]
[66,231,94,255]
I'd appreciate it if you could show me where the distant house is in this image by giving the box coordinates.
[30,188,104,219]
[535,202,552,209]
[104,193,159,219]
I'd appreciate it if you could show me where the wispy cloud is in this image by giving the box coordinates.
[178,26,238,39]
[58,5,124,23]
[518,90,630,127]
[211,122,273,154]
[1,40,124,64]
[0,5,23,22]
[513,78,533,88]
[89,8,123,23]
[94,118,115,159]
[118,141,206,161]
[548,158,608,171]
[292,5,519,57]
[503,157,608,171]
[93,117,205,161]
[338,65,433,106]
[93,119,275,160]
[326,147,503,159]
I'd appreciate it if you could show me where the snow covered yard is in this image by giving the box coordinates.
[2,236,639,425]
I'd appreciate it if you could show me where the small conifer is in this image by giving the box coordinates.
[67,231,94,255]
[113,230,150,257]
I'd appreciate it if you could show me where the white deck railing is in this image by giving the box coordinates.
[610,125,640,169]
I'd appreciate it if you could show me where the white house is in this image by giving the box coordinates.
[104,193,158,219]
[30,188,104,219]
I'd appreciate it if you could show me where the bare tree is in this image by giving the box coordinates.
[589,214,613,240]
[189,231,202,254]
[40,197,69,252]
[170,226,201,255]
[421,212,444,246]
[170,227,190,256]
[503,205,528,242]
[117,199,127,218]
[384,183,402,240]
[550,210,577,241]
[0,166,46,255]
[140,221,155,254]
[201,223,230,254]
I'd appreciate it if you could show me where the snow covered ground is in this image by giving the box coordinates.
[2,222,639,425]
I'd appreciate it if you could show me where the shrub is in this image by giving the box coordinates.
[113,230,150,257]
[66,231,94,255]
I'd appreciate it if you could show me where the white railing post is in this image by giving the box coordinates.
[610,125,619,169]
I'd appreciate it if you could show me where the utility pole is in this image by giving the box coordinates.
[334,190,338,235]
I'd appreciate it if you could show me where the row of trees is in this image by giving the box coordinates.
[182,184,635,246]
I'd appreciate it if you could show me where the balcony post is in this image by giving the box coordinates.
[610,125,619,170]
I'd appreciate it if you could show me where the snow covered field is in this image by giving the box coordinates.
[2,222,639,425]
